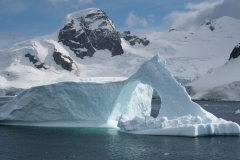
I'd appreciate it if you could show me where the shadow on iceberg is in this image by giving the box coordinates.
[0,54,239,136]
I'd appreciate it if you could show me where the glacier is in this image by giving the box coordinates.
[0,54,239,136]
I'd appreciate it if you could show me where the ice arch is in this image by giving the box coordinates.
[0,54,239,136]
[109,54,215,121]
[126,54,216,120]
[109,81,153,121]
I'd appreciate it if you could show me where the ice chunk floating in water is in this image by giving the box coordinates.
[0,54,239,136]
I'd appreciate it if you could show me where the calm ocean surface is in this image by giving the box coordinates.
[0,98,240,160]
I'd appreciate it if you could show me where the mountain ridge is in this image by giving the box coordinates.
[0,8,240,100]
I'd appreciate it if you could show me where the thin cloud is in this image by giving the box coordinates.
[126,12,148,28]
[165,0,240,31]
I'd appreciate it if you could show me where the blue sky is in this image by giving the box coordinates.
[0,0,239,51]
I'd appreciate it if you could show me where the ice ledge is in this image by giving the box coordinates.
[118,115,240,136]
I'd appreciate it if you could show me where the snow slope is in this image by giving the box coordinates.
[0,8,240,100]
[186,44,240,100]
[1,54,239,136]
[145,16,240,80]
[0,8,151,93]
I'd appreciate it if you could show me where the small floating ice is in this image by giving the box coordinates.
[235,109,240,114]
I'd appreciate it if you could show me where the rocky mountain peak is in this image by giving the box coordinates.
[58,8,123,59]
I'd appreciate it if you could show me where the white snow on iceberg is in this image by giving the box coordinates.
[0,54,239,136]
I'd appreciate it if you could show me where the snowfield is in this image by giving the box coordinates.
[1,54,239,136]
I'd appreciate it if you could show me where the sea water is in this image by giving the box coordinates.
[0,98,240,160]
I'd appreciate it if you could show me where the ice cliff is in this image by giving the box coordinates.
[0,81,152,122]
[0,54,239,136]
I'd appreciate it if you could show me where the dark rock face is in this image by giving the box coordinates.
[53,49,73,71]
[25,53,38,64]
[209,25,215,31]
[205,22,211,25]
[25,53,47,70]
[169,29,177,32]
[35,63,47,70]
[121,31,150,46]
[202,20,215,31]
[229,43,240,60]
[58,9,123,59]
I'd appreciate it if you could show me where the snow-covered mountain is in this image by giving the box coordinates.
[186,44,240,101]
[0,8,152,94]
[0,8,240,99]
[58,8,123,59]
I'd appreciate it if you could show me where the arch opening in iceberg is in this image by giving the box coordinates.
[108,81,153,122]
[150,92,161,118]
[128,54,215,120]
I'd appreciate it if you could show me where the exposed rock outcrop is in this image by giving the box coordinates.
[202,20,215,31]
[25,53,47,70]
[121,31,150,46]
[58,8,123,59]
[229,43,240,60]
[169,29,177,32]
[53,49,74,71]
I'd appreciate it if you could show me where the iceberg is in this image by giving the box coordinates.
[0,54,239,136]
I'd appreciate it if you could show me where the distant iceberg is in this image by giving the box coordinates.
[0,54,239,136]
